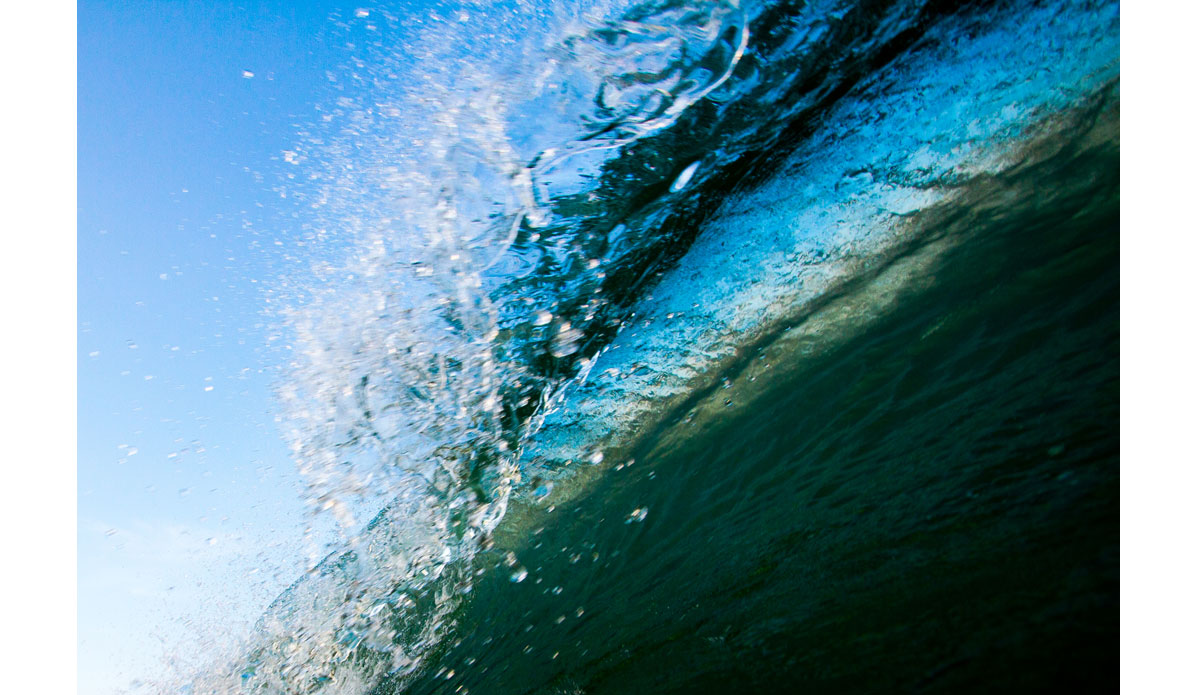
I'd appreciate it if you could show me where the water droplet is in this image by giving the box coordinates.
[552,324,584,357]
[510,567,528,583]
[626,507,648,523]
[670,161,701,192]
[242,70,254,79]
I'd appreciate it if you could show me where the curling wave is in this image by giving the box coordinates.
[182,0,1119,692]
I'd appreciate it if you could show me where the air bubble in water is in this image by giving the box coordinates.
[670,161,701,192]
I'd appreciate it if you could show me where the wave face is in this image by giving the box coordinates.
[186,0,1118,692]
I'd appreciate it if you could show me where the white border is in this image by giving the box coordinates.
[1,1,77,691]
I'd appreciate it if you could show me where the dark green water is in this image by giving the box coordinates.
[375,101,1119,695]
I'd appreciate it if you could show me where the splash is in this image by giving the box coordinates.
[223,1,751,691]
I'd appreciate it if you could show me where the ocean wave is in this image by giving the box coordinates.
[179,0,1118,692]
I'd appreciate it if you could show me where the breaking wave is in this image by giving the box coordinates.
[175,0,1119,692]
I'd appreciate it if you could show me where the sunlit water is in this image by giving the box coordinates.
[150,0,1119,692]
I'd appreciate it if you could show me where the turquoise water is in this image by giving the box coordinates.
[185,0,1119,692]
[400,104,1118,694]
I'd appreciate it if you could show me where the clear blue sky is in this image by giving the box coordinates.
[78,2,364,692]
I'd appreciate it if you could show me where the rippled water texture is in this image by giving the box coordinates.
[184,0,1119,692]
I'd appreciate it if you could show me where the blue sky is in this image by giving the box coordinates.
[77,2,363,692]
